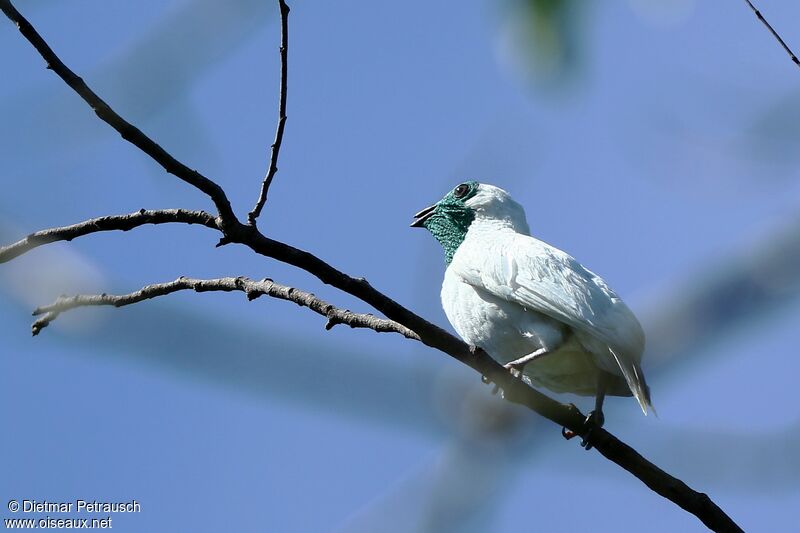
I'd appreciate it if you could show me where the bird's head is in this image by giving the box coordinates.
[411,181,529,263]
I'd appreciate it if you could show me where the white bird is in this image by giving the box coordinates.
[412,181,652,438]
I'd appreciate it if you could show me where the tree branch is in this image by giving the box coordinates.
[30,276,420,339]
[0,0,238,227]
[744,0,800,69]
[0,212,745,532]
[0,209,218,264]
[229,231,744,532]
[0,2,745,531]
[248,0,290,225]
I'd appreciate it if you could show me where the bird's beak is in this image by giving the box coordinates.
[410,204,436,228]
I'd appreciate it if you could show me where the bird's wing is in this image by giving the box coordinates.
[452,232,651,412]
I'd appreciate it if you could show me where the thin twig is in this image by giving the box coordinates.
[31,276,419,340]
[248,0,290,225]
[0,0,238,227]
[744,0,800,68]
[0,209,218,264]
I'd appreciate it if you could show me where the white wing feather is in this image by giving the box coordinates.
[452,231,652,412]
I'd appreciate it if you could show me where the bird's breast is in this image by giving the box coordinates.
[441,268,565,363]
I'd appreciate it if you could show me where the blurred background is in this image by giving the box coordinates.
[1,0,799,531]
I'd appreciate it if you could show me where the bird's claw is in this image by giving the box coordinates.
[502,361,524,379]
[562,410,604,450]
[579,410,604,450]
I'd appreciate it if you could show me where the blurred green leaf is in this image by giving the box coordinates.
[501,0,584,89]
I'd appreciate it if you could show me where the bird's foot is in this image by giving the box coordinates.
[502,348,550,379]
[502,361,525,379]
[579,410,604,450]
[561,410,604,451]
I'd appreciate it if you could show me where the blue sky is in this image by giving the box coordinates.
[2,0,800,531]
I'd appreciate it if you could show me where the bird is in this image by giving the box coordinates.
[411,181,652,443]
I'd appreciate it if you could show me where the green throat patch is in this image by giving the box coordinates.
[422,181,479,264]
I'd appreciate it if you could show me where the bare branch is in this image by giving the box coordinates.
[31,276,420,340]
[222,229,743,533]
[744,0,800,69]
[248,0,291,225]
[0,209,219,264]
[0,0,238,227]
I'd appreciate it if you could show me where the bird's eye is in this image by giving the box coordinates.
[453,183,470,199]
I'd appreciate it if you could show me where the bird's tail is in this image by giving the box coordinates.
[608,348,654,415]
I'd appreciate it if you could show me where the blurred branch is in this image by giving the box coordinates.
[644,217,800,375]
[0,1,743,531]
[744,0,800,69]
[0,209,218,263]
[30,276,419,339]
[248,0,290,225]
